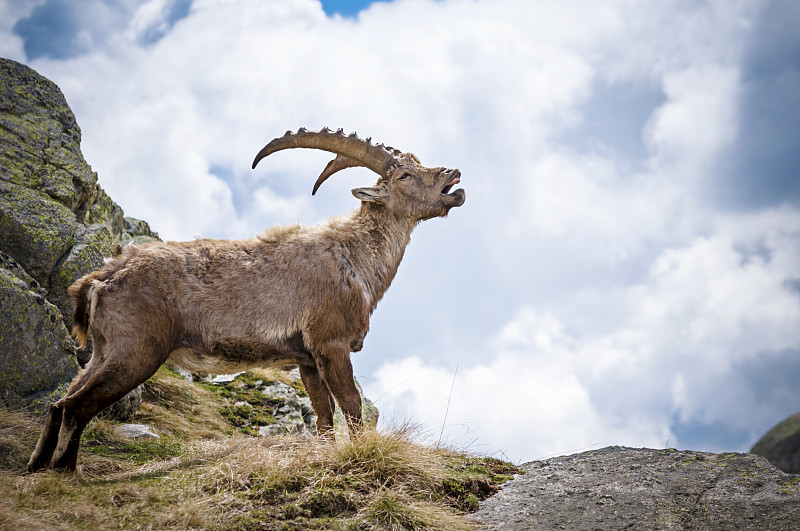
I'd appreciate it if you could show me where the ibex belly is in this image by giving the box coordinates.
[166,331,314,374]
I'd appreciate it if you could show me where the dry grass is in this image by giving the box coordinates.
[0,405,41,470]
[0,368,518,530]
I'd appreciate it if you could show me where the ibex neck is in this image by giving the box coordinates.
[344,205,416,310]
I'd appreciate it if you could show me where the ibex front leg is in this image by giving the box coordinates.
[316,342,363,436]
[299,364,336,437]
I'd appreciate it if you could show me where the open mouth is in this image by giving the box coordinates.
[440,170,462,195]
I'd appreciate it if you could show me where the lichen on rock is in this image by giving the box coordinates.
[0,251,78,410]
[48,223,118,324]
[0,58,97,219]
[471,446,800,530]
[0,180,77,286]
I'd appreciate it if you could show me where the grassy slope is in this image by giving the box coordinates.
[0,367,518,530]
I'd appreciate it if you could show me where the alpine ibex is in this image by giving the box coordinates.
[27,128,465,472]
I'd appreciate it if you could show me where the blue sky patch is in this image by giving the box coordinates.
[13,0,194,60]
[320,0,384,17]
[14,0,86,60]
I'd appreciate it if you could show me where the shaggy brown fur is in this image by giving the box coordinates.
[27,131,465,473]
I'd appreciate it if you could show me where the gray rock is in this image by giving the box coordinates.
[260,381,300,402]
[752,411,800,474]
[209,372,245,385]
[0,180,77,287]
[170,365,194,383]
[121,216,159,245]
[260,381,312,435]
[0,250,45,293]
[100,386,143,422]
[286,367,302,383]
[115,424,159,440]
[258,424,308,437]
[48,223,117,325]
[258,425,284,437]
[0,58,97,219]
[0,255,79,409]
[87,185,125,238]
[298,396,314,420]
[470,446,800,530]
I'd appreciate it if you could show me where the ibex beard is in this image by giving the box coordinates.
[27,127,465,473]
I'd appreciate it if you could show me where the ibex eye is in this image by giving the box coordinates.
[398,173,411,181]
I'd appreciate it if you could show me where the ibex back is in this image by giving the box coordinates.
[27,128,465,472]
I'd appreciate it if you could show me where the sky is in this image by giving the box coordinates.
[2,0,799,463]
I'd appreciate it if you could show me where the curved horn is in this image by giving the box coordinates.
[313,154,361,195]
[251,128,402,194]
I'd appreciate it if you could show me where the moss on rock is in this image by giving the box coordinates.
[0,180,77,286]
[121,216,160,245]
[48,223,118,323]
[0,58,97,218]
[0,260,78,406]
[87,184,125,237]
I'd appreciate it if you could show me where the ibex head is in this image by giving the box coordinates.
[252,128,466,221]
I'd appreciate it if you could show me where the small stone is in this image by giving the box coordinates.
[171,365,194,382]
[115,424,159,439]
[209,372,245,385]
[258,424,285,437]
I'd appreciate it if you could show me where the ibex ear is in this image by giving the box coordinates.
[351,187,388,204]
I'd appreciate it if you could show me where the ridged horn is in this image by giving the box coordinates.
[313,154,361,195]
[251,128,403,194]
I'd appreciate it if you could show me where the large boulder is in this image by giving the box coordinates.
[471,446,800,530]
[0,251,78,411]
[0,58,157,416]
[751,411,800,474]
[0,58,97,218]
[47,223,118,324]
[0,180,77,286]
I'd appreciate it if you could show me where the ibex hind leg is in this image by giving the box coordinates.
[49,341,170,472]
[26,353,108,472]
[27,402,64,472]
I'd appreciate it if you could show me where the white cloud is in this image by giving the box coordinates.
[126,0,174,41]
[645,66,741,172]
[7,0,799,460]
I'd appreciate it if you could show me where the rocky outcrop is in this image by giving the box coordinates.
[196,369,377,437]
[0,58,156,412]
[752,411,800,474]
[471,446,800,530]
[0,250,78,409]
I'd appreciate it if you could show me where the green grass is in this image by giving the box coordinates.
[0,366,519,530]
